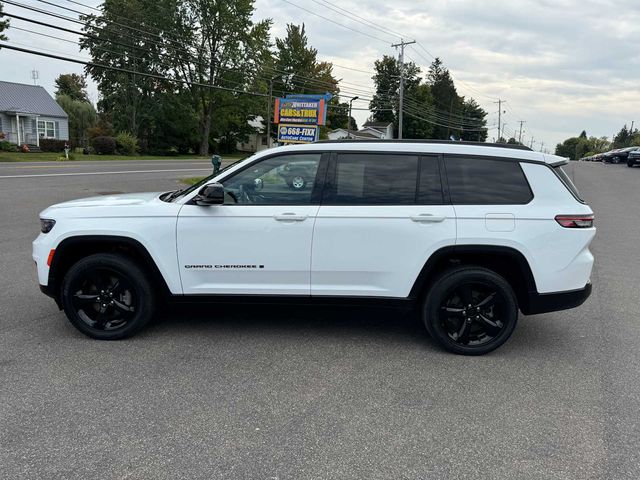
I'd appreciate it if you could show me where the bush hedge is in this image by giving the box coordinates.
[39,139,67,152]
[115,132,139,156]
[91,136,117,155]
[0,141,15,152]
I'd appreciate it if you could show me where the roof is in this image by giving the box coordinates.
[363,121,393,128]
[0,81,68,117]
[329,129,379,139]
[253,140,566,166]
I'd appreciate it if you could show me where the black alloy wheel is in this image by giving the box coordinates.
[423,267,518,355]
[61,253,155,340]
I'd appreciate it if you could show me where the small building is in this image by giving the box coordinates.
[0,81,69,148]
[327,121,394,141]
[236,116,269,153]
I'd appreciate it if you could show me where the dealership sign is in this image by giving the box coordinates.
[277,124,319,144]
[274,98,326,126]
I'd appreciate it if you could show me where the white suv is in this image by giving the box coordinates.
[33,141,595,355]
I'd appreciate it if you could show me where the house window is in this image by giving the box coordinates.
[37,120,56,139]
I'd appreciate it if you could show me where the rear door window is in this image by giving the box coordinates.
[444,156,533,205]
[553,165,584,202]
[324,154,419,205]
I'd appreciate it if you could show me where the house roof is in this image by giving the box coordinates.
[363,121,392,128]
[0,81,68,117]
[329,129,379,139]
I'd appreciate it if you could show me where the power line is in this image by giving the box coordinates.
[280,0,390,44]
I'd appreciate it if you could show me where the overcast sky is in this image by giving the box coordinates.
[2,0,639,150]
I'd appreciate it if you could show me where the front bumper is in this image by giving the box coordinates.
[521,282,592,315]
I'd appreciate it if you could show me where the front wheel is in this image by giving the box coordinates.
[628,160,635,168]
[422,267,518,355]
[61,253,156,340]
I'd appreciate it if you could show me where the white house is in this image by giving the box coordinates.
[0,81,69,148]
[327,121,394,141]
[236,116,269,153]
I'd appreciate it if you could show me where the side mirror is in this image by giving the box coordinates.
[194,183,224,206]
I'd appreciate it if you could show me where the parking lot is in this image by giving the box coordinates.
[1,160,639,479]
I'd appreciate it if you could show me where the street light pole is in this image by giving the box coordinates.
[348,96,359,138]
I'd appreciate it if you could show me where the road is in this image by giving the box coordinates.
[0,160,639,479]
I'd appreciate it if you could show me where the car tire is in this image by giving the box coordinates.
[628,160,635,168]
[422,266,518,355]
[289,175,306,190]
[612,157,620,164]
[61,253,156,340]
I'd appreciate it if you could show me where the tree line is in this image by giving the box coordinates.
[2,0,490,155]
[555,125,639,160]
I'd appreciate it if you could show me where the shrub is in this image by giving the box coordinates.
[0,141,15,152]
[91,136,117,155]
[39,139,67,152]
[115,132,139,156]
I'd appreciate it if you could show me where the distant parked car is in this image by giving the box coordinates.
[277,160,318,190]
[605,147,639,164]
[627,150,640,167]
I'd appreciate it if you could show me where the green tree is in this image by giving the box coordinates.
[54,74,89,102]
[173,0,272,155]
[612,124,638,148]
[0,4,9,43]
[274,24,337,96]
[427,58,463,139]
[369,55,433,138]
[459,98,489,142]
[81,0,175,147]
[56,94,97,147]
[555,131,611,160]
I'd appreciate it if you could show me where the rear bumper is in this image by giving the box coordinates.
[522,282,592,315]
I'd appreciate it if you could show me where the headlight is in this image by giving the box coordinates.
[40,218,56,234]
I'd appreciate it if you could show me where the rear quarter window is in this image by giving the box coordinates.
[553,165,584,203]
[444,156,533,205]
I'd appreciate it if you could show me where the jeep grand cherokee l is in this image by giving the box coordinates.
[33,141,595,355]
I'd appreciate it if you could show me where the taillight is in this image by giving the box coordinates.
[555,214,594,228]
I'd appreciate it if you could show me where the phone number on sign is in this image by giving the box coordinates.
[282,127,316,136]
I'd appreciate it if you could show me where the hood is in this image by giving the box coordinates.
[46,192,163,210]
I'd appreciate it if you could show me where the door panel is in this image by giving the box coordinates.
[177,153,326,295]
[311,154,456,298]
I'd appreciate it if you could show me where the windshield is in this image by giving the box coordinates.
[163,157,248,202]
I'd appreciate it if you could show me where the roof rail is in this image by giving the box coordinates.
[314,139,533,151]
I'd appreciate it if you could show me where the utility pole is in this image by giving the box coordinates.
[530,137,535,149]
[266,77,275,148]
[348,96,359,138]
[391,38,416,139]
[631,120,635,133]
[518,120,526,144]
[493,99,505,142]
[540,141,544,152]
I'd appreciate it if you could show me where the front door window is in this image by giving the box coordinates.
[222,154,321,205]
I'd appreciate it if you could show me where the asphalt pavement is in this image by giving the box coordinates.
[0,160,639,480]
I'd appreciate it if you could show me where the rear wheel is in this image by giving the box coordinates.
[61,253,155,340]
[423,267,518,355]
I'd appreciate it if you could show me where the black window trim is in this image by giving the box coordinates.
[442,153,535,206]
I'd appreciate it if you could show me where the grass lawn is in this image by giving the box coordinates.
[180,176,206,185]
[0,151,245,163]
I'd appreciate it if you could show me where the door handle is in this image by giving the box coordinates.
[410,214,446,223]
[274,213,308,222]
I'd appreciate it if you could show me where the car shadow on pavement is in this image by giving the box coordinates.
[147,303,429,345]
